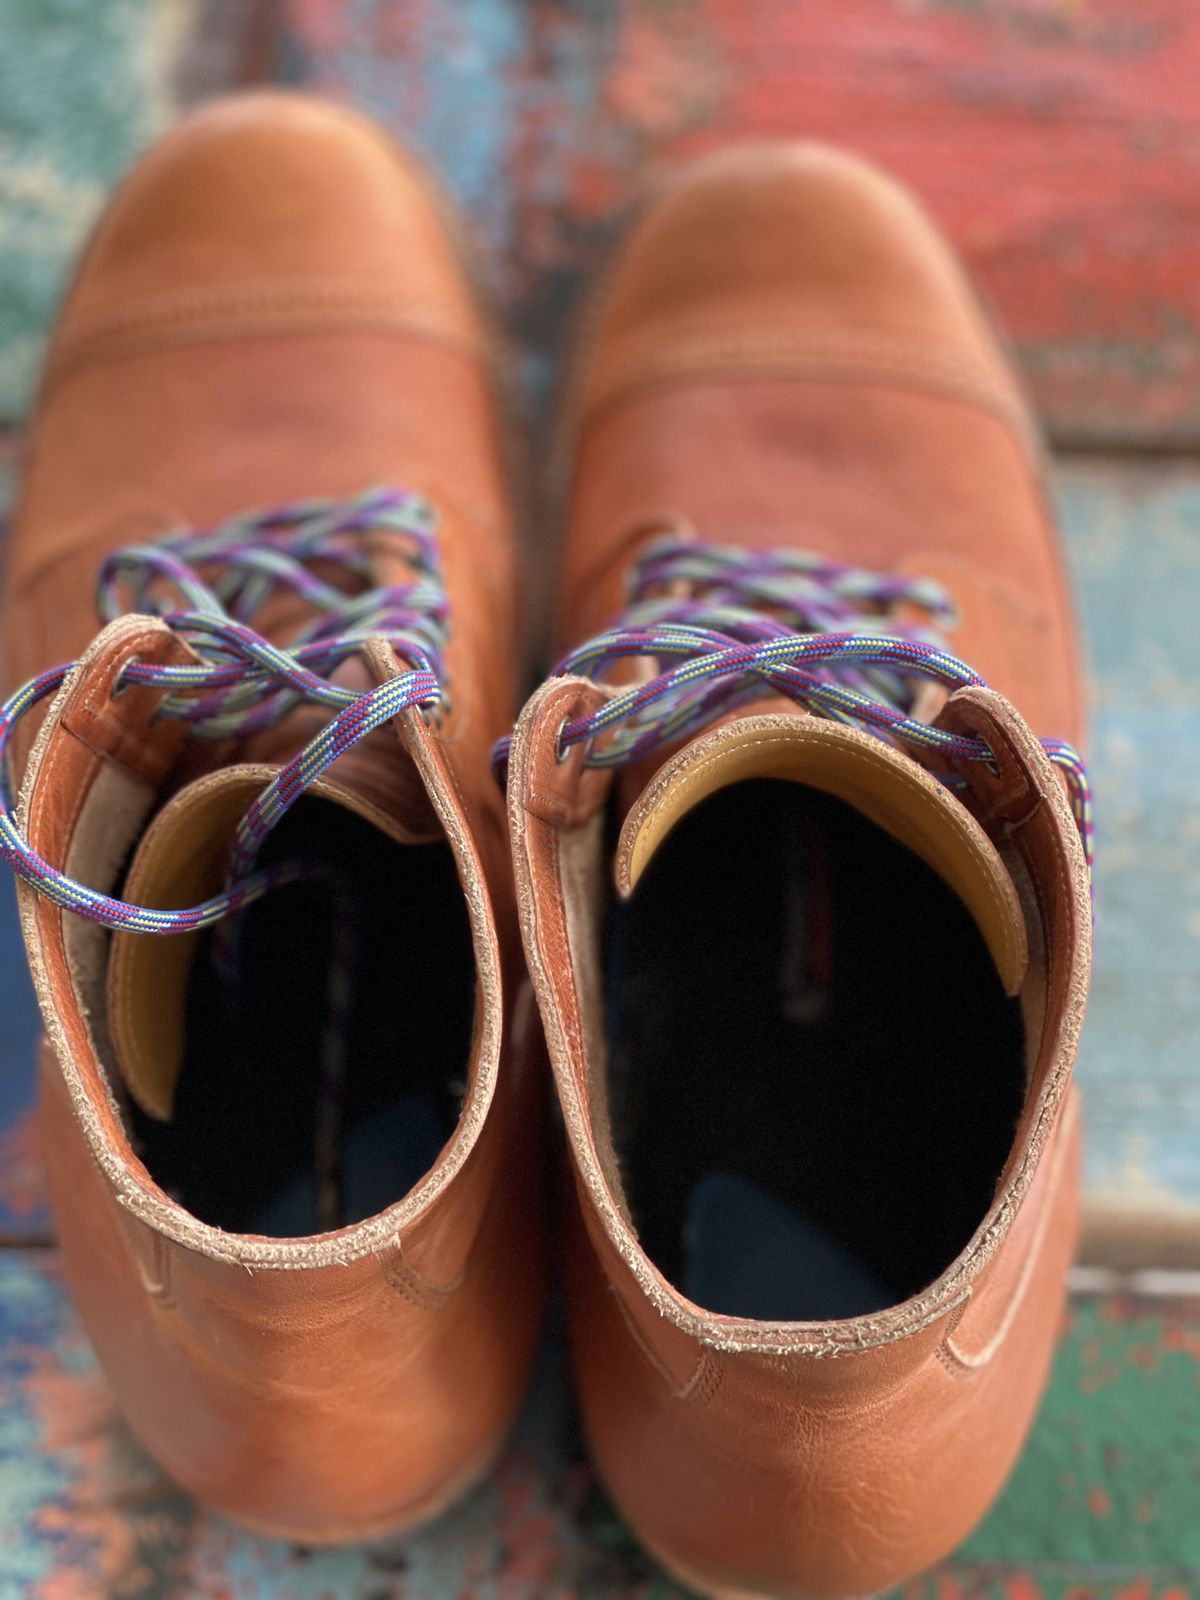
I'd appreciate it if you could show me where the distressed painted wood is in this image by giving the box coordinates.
[0,0,191,420]
[0,446,48,1241]
[6,2,1200,442]
[276,0,1200,446]
[1058,463,1200,1256]
[1,1252,1197,1597]
[0,0,261,422]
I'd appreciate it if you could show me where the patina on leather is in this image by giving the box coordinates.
[511,144,1091,1599]
[5,93,543,1542]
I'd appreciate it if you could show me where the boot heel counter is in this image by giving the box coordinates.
[39,1045,531,1539]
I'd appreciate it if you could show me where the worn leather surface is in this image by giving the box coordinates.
[513,145,1092,1599]
[556,143,1083,751]
[4,94,543,1540]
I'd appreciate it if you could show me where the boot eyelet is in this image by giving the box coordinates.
[110,662,136,701]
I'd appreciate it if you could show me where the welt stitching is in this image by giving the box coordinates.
[44,310,480,399]
[60,281,451,337]
[592,328,1004,391]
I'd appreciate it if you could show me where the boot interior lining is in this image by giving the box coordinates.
[603,779,1025,1321]
[127,796,476,1237]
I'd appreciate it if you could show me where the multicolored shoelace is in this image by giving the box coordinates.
[494,536,1093,872]
[0,487,448,932]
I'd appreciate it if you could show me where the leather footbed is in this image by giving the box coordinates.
[603,779,1025,1320]
[127,797,476,1236]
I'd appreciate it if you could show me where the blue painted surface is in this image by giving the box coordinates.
[274,0,623,396]
[1059,465,1200,1214]
[313,0,527,252]
[0,886,45,1236]
[0,0,190,419]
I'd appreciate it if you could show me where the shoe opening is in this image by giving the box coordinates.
[603,778,1026,1322]
[124,796,476,1237]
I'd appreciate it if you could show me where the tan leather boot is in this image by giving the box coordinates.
[508,145,1092,1598]
[1,93,543,1541]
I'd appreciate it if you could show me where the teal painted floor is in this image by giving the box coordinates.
[3,1252,1199,1600]
[1059,465,1200,1228]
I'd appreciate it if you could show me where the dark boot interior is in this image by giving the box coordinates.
[127,798,476,1237]
[604,779,1025,1322]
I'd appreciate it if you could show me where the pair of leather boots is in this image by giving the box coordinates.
[2,94,1092,1600]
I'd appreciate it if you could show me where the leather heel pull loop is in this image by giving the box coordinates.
[59,617,196,788]
[936,685,1092,975]
[519,678,613,829]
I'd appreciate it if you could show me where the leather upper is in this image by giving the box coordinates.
[6,93,542,1540]
[514,144,1092,1598]
[557,143,1082,749]
[9,93,519,786]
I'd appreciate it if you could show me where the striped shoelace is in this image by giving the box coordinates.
[494,536,1093,872]
[0,487,448,932]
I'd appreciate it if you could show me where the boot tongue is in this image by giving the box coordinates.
[614,712,1029,997]
[238,654,436,830]
[223,524,441,833]
[107,663,441,1122]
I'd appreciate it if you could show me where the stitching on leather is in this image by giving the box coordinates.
[379,1247,464,1309]
[58,279,456,339]
[940,1093,1077,1374]
[9,507,179,617]
[45,281,481,394]
[689,1347,724,1407]
[546,826,587,1068]
[45,315,482,404]
[113,1207,176,1306]
[933,1294,973,1378]
[583,328,1026,439]
[590,325,1011,398]
[36,692,94,877]
[610,1279,708,1400]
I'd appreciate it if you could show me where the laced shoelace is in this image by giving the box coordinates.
[494,536,1093,872]
[0,487,449,932]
